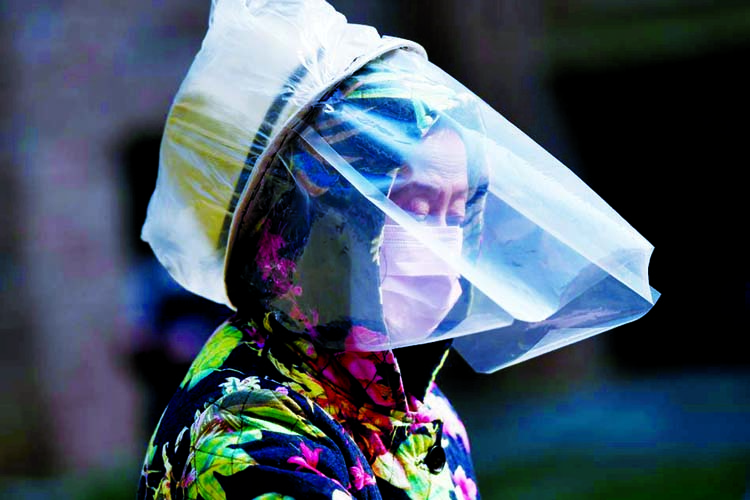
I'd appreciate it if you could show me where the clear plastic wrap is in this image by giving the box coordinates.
[142,0,424,305]
[143,0,658,373]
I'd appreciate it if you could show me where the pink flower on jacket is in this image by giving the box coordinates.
[407,397,436,432]
[336,352,395,407]
[452,466,478,500]
[337,353,377,382]
[287,441,346,489]
[287,441,322,474]
[240,323,266,349]
[349,459,376,491]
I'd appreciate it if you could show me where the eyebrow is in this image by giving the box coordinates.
[398,180,438,197]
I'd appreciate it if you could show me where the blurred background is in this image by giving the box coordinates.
[0,0,747,498]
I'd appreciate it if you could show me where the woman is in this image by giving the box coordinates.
[138,1,657,498]
[139,50,483,500]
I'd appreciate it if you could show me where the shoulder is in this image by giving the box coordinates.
[138,321,373,500]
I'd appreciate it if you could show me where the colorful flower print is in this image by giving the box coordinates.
[349,459,376,491]
[423,391,471,452]
[287,441,325,476]
[180,326,244,391]
[139,318,481,499]
[452,466,477,500]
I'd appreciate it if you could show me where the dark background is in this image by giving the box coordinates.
[1,1,747,498]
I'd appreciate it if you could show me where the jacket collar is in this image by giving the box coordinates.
[240,313,450,413]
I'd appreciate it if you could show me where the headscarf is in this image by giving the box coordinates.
[225,51,488,351]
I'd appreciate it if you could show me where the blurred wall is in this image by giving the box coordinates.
[0,6,42,476]
[2,0,210,474]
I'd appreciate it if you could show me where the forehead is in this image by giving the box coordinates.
[402,126,468,184]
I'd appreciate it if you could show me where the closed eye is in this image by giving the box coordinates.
[446,214,464,226]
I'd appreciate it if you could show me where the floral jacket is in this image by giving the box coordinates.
[137,314,479,500]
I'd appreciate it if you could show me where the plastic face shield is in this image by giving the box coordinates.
[264,48,659,373]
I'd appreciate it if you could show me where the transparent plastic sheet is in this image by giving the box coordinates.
[143,0,658,374]
[141,0,423,305]
[275,49,659,372]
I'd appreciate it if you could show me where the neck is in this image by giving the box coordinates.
[393,340,452,401]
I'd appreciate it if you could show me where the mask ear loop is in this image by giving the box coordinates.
[377,170,405,341]
[379,241,389,280]
[378,240,390,325]
[377,171,400,283]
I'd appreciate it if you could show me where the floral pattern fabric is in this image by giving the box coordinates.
[138,315,479,500]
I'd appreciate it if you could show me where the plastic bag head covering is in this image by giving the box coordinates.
[142,0,425,305]
[143,0,659,373]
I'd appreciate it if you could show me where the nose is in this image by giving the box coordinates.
[426,196,454,227]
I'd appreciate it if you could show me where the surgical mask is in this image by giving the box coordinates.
[379,224,464,344]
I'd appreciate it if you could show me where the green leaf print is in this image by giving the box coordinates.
[180,325,244,391]
[372,452,410,489]
[183,387,328,500]
[154,442,176,500]
[142,408,169,479]
[142,431,158,478]
[372,427,455,500]
[185,402,262,500]
[215,390,327,440]
[250,494,296,500]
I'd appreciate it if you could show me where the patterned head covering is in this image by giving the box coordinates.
[225,50,488,351]
[142,0,425,305]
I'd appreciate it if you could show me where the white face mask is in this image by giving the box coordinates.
[379,224,464,343]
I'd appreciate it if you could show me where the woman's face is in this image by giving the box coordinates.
[379,126,469,344]
[388,126,469,226]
